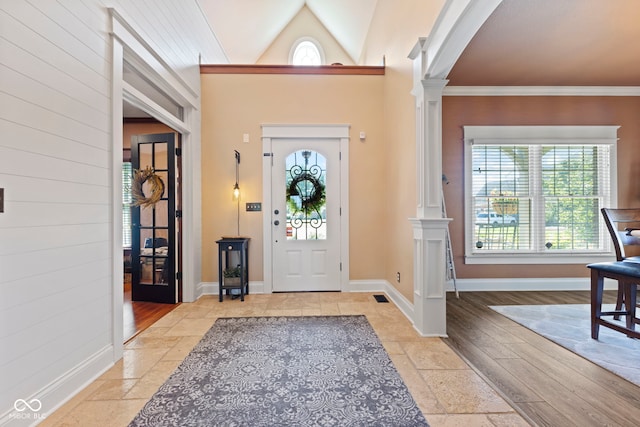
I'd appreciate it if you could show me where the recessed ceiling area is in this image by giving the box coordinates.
[447,0,640,86]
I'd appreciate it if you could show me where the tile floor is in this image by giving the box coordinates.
[40,292,530,426]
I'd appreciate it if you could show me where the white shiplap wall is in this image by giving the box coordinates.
[0,0,225,422]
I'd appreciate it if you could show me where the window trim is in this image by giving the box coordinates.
[289,37,325,66]
[463,125,619,264]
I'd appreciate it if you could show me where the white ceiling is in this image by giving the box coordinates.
[197,0,379,64]
[126,1,640,118]
[126,0,379,118]
[197,0,640,85]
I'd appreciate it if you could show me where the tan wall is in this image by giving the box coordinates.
[201,0,445,301]
[359,0,445,300]
[201,73,385,284]
[442,96,640,279]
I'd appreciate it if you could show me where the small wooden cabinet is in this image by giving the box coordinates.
[216,237,249,302]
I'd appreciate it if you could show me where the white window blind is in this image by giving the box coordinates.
[464,126,618,264]
[123,162,132,248]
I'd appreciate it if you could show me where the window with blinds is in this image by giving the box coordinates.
[463,126,618,264]
[123,162,132,248]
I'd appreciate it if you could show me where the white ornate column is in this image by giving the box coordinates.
[405,1,503,336]
[409,39,450,336]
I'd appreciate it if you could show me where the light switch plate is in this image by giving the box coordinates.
[246,202,261,212]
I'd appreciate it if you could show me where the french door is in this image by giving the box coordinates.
[130,133,180,303]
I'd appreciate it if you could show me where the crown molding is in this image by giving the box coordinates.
[444,86,640,96]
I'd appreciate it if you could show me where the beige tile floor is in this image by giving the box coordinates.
[41,292,530,427]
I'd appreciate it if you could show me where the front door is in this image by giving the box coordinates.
[271,138,342,291]
[130,133,179,303]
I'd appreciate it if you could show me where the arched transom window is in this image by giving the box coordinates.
[290,38,324,65]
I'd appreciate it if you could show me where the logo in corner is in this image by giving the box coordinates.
[14,398,42,412]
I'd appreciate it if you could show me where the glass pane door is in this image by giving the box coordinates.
[131,133,176,304]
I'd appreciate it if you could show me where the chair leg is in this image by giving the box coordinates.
[591,270,604,340]
[632,284,639,327]
[614,283,624,320]
[624,282,637,336]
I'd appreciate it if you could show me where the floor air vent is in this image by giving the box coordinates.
[373,294,389,303]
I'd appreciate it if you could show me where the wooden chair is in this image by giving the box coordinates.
[601,208,640,323]
[588,261,640,339]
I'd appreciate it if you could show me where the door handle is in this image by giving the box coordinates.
[274,209,279,215]
[274,220,280,226]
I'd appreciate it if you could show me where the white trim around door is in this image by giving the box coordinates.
[262,124,350,294]
[110,9,200,359]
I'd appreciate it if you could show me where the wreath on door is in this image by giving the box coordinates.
[286,173,325,215]
[132,166,165,208]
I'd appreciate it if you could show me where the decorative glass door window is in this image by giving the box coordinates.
[285,150,327,240]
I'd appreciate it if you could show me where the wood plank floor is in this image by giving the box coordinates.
[123,276,178,342]
[445,291,640,427]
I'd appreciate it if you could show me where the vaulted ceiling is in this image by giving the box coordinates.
[197,0,378,64]
[197,0,640,86]
[127,1,640,117]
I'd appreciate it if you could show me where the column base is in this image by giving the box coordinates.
[410,217,452,336]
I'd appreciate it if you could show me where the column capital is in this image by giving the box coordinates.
[422,78,448,89]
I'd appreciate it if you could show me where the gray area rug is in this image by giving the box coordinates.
[490,304,640,387]
[129,315,429,426]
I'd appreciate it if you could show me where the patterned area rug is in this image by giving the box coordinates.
[490,304,640,387]
[129,315,429,426]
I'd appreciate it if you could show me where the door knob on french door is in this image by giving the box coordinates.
[274,220,280,226]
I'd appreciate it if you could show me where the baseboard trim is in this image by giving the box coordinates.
[195,281,212,299]
[447,277,618,292]
[199,277,610,296]
[345,279,385,292]
[346,280,417,330]
[198,280,390,296]
[196,281,265,299]
[381,282,416,325]
[0,345,114,427]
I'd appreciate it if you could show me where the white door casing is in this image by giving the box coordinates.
[111,9,198,358]
[262,125,350,293]
[272,139,339,291]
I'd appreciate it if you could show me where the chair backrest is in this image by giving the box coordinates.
[601,208,640,261]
